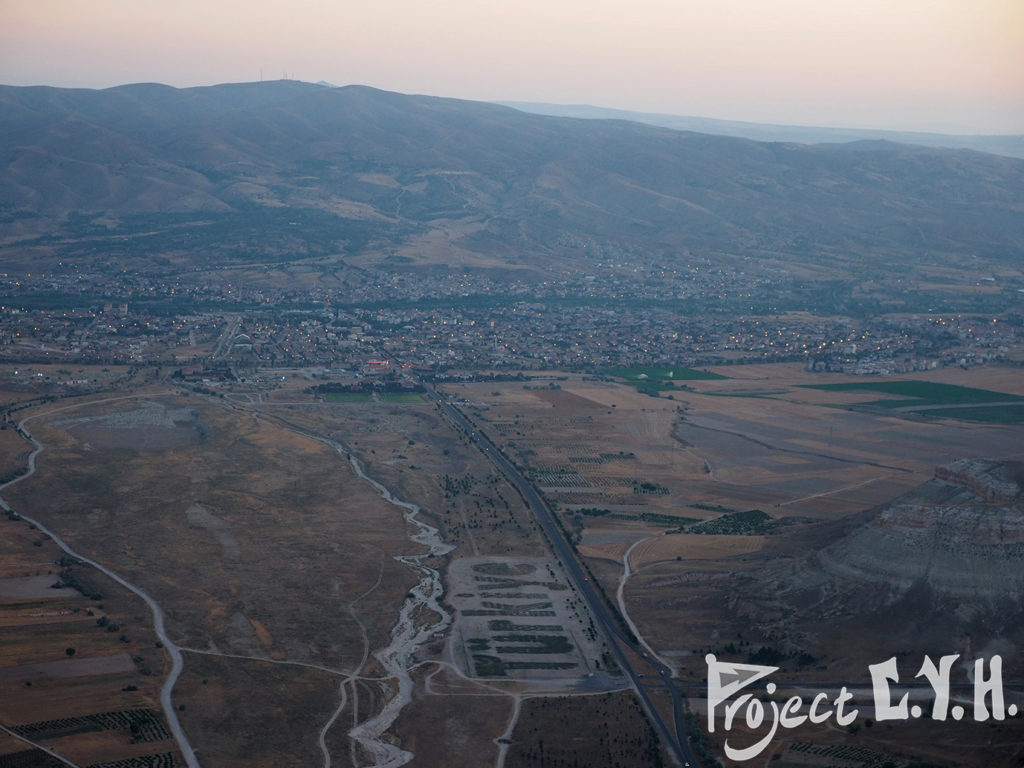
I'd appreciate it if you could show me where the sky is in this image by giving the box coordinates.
[2,0,1022,134]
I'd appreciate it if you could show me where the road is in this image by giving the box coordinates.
[211,314,242,359]
[422,387,695,767]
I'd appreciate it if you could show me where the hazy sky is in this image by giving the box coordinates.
[2,0,1022,133]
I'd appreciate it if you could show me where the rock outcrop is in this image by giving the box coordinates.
[812,460,1024,612]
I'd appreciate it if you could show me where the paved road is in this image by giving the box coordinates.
[423,387,695,767]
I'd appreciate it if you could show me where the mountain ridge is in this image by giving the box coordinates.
[2,80,1022,284]
[499,100,1024,159]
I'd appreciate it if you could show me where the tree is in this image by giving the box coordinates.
[65,647,75,657]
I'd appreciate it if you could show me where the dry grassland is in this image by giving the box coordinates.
[174,653,340,768]
[630,534,766,567]
[2,392,425,765]
[0,426,30,478]
[272,400,551,559]
[7,396,416,667]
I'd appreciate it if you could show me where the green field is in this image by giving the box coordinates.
[324,392,373,403]
[919,404,1024,424]
[472,654,506,676]
[802,380,1024,423]
[605,366,727,381]
[804,380,1023,407]
[379,392,425,403]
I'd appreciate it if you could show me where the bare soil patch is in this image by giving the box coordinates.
[52,401,205,451]
[174,653,339,768]
[0,575,83,601]
[0,653,135,683]
[630,534,766,567]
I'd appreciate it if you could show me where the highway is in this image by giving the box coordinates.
[422,386,695,767]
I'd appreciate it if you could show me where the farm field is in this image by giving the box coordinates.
[802,379,1024,421]
[803,379,1024,404]
[0,512,180,767]
[505,691,668,768]
[378,392,425,403]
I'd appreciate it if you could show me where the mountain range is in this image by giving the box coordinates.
[2,80,1023,285]
[499,101,1024,160]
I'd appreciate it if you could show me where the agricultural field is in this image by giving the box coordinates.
[803,379,1024,421]
[0,512,180,767]
[505,691,669,768]
[804,379,1024,404]
[377,392,425,403]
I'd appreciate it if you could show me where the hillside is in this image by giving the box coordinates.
[738,460,1024,673]
[2,80,1023,287]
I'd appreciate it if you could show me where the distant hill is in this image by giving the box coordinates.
[499,101,1024,159]
[1,81,1023,284]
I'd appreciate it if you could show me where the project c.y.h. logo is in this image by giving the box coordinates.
[706,653,1018,762]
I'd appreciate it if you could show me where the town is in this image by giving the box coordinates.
[1,263,1020,379]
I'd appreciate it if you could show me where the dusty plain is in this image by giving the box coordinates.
[0,368,673,767]
[1,361,1022,766]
